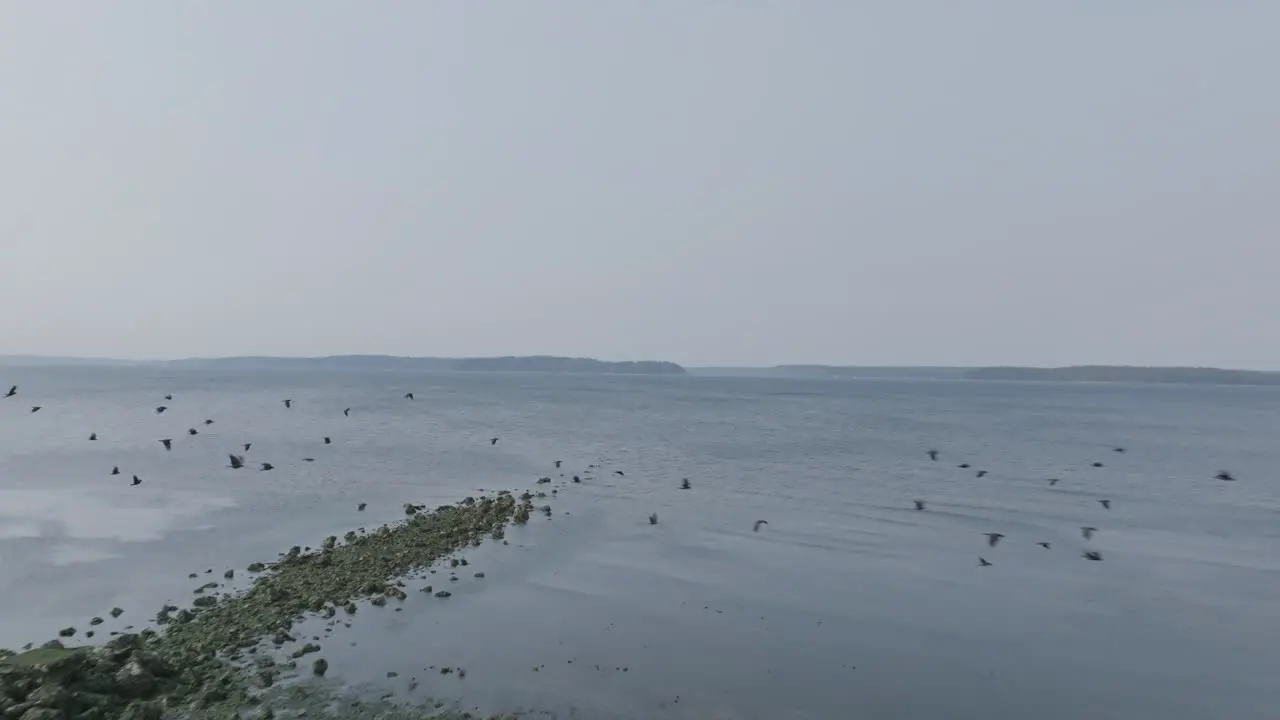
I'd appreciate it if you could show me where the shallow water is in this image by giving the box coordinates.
[1,367,1277,719]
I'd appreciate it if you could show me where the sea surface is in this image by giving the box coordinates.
[0,367,1277,720]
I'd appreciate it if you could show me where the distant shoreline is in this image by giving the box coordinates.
[3,356,1277,386]
[0,354,688,376]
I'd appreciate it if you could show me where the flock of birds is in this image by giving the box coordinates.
[3,381,1240,570]
[3,384,502,488]
[917,446,1237,567]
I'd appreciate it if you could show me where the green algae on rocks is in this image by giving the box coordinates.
[0,492,525,719]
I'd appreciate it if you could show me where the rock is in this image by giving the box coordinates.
[114,658,159,698]
[370,596,387,607]
[312,658,329,677]
[192,596,217,608]
[57,628,75,638]
[40,640,65,650]
[434,591,451,598]
[223,569,234,580]
[18,708,65,720]
[247,563,265,572]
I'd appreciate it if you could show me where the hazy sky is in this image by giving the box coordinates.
[2,3,1277,368]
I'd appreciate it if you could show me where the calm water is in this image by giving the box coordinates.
[1,367,1277,719]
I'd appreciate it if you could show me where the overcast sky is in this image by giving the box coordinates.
[1,3,1277,368]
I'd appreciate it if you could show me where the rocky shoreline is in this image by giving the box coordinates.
[0,491,539,719]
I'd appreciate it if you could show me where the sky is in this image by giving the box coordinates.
[1,3,1278,369]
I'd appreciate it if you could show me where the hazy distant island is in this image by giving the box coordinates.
[691,365,969,380]
[964,365,1280,386]
[0,354,687,375]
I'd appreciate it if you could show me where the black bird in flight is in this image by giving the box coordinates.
[1048,478,1060,487]
[131,475,142,486]
[976,470,988,478]
[155,406,167,414]
[979,557,993,567]
[358,503,367,511]
[680,478,691,490]
[1091,462,1104,468]
[323,437,331,445]
[1081,526,1097,541]
[188,428,198,436]
[302,458,315,462]
[111,466,120,476]
[260,462,274,471]
[164,394,172,400]
[89,433,97,441]
[160,438,172,451]
[1099,499,1111,510]
[344,408,351,417]
[913,500,926,511]
[1113,447,1125,453]
[283,399,292,408]
[1215,470,1235,481]
[404,392,414,400]
[204,419,214,425]
[958,463,971,469]
[1037,542,1052,549]
[614,470,625,476]
[4,385,15,397]
[927,449,939,461]
[984,532,1005,547]
[554,460,562,468]
[753,520,769,532]
[228,454,245,469]
[30,406,41,413]
[1082,550,1103,561]
[243,443,252,452]
[489,437,499,445]
[648,513,658,525]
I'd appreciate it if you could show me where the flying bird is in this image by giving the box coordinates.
[1082,550,1103,561]
[1037,542,1052,550]
[648,513,658,525]
[160,438,172,451]
[958,463,971,469]
[111,466,120,476]
[976,470,988,478]
[323,437,331,445]
[1113,447,1125,453]
[404,392,414,400]
[1048,478,1060,487]
[1081,526,1097,541]
[89,433,97,441]
[489,437,499,445]
[984,532,1005,547]
[204,419,214,425]
[913,500,926,511]
[164,394,172,401]
[243,443,252,452]
[927,449,939,461]
[680,478,691,490]
[283,399,292,409]
[979,557,992,567]
[554,460,562,468]
[30,406,41,413]
[155,406,167,414]
[228,455,245,469]
[1215,470,1235,481]
[344,408,350,417]
[4,385,16,397]
[1091,462,1104,468]
[260,462,274,471]
[753,520,769,532]
[1099,499,1111,510]
[358,503,367,511]
[131,475,141,486]
[188,428,198,436]
[302,457,315,462]
[614,470,625,476]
